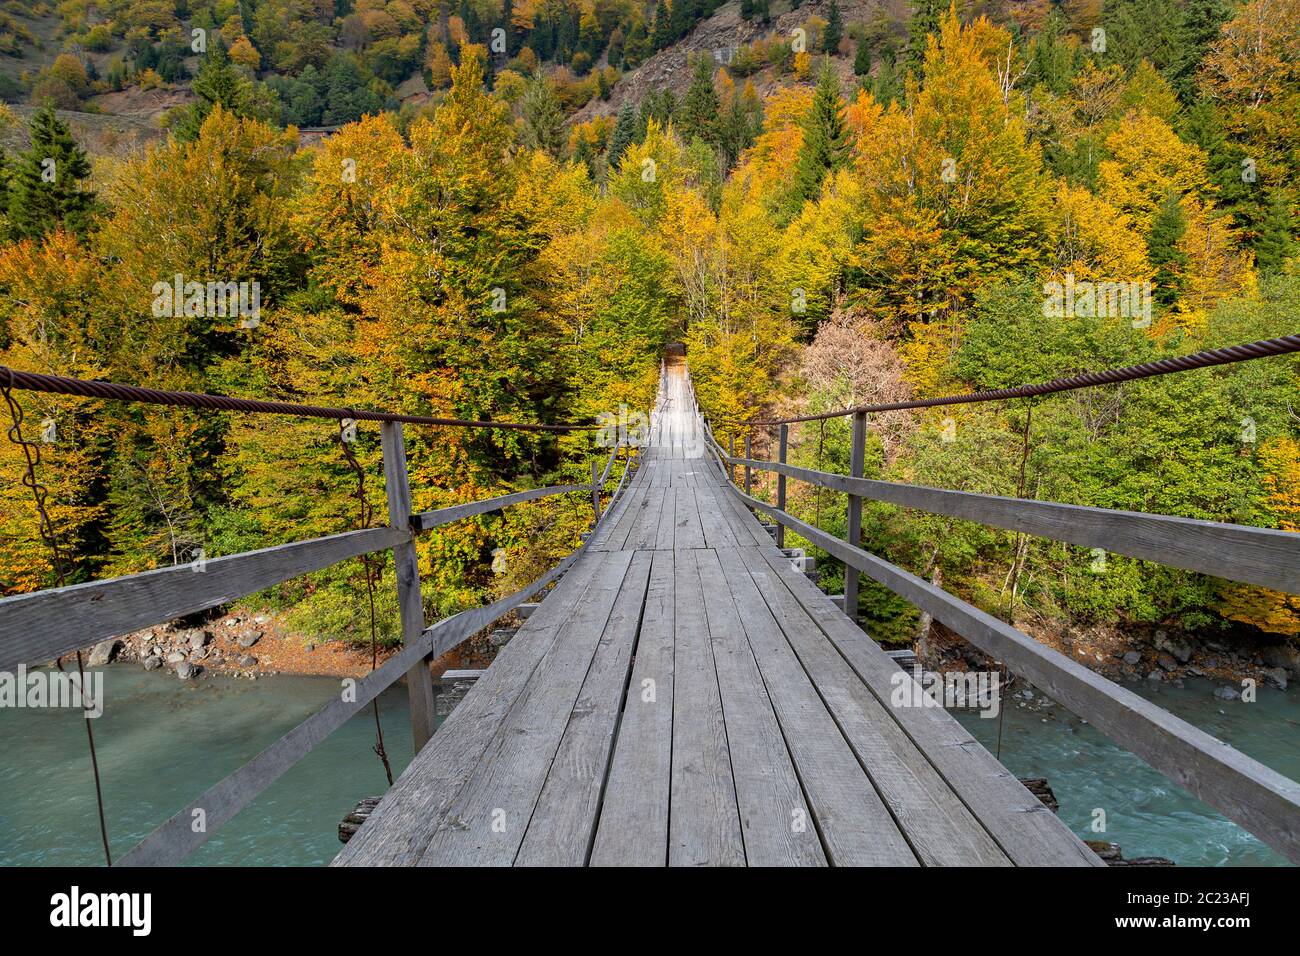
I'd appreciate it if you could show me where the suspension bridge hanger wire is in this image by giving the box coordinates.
[0,366,601,433]
[727,334,1300,427]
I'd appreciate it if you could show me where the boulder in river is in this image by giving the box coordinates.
[1213,684,1240,701]
[87,638,122,667]
[1263,667,1288,690]
[142,654,163,671]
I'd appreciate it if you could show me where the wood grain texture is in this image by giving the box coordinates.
[590,550,676,865]
[669,548,745,866]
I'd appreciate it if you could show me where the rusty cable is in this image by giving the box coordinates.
[0,366,599,433]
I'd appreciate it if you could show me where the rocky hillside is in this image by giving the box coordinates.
[576,0,902,123]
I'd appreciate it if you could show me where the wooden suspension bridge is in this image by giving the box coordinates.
[2,344,1299,867]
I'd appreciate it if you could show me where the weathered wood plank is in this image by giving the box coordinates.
[673,484,706,551]
[695,486,738,549]
[655,485,677,551]
[695,549,828,866]
[516,551,654,865]
[417,551,636,866]
[410,484,590,533]
[725,546,1006,866]
[669,549,746,866]
[0,525,405,671]
[625,486,668,552]
[590,550,676,865]
[731,457,1300,595]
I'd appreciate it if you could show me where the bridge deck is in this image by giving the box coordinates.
[334,366,1101,867]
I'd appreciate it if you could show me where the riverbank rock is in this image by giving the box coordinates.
[87,638,122,667]
[1213,684,1240,701]
[187,629,212,651]
[239,655,257,667]
[176,662,202,680]
[238,632,261,649]
[165,650,186,665]
[142,654,163,671]
[1122,651,1141,666]
[1263,666,1288,690]
[1260,643,1300,676]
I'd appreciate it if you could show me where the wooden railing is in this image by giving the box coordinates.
[698,419,1300,864]
[0,424,634,866]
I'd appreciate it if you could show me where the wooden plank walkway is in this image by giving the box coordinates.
[334,363,1102,867]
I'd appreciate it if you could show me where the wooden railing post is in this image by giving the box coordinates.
[381,421,438,753]
[728,434,735,484]
[743,431,752,496]
[591,457,601,525]
[776,424,788,549]
[845,411,867,623]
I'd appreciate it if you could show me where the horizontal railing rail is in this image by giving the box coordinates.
[724,456,1300,595]
[411,483,594,532]
[0,526,408,672]
[699,424,1300,863]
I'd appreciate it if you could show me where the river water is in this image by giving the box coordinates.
[1,664,1296,866]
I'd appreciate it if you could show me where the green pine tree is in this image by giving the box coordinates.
[1254,190,1298,275]
[652,0,673,49]
[870,49,902,105]
[1168,0,1232,102]
[679,54,720,146]
[853,38,871,76]
[520,77,565,157]
[608,103,637,169]
[1102,0,1185,76]
[172,41,250,142]
[1148,191,1189,307]
[6,107,96,242]
[904,0,941,77]
[793,61,847,207]
[824,0,844,55]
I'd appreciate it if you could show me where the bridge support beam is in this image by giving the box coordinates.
[591,458,601,525]
[776,424,788,549]
[382,421,438,754]
[844,411,867,624]
[743,432,752,497]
